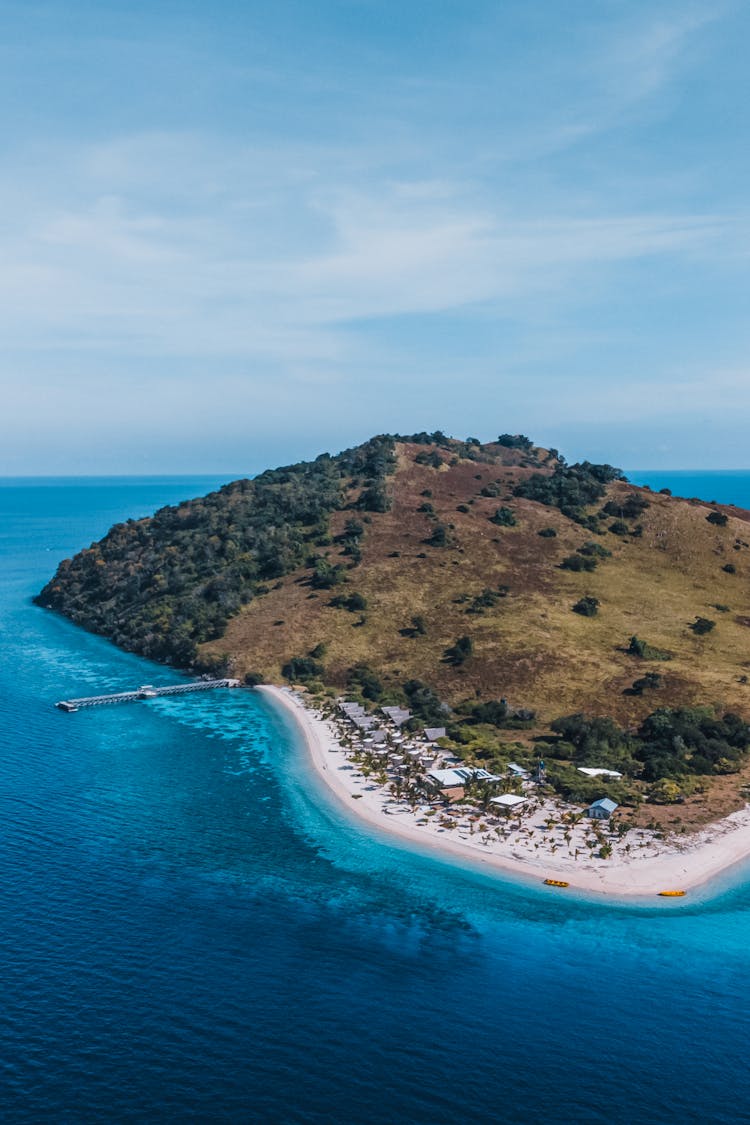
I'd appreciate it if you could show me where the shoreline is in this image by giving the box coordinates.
[259,684,750,900]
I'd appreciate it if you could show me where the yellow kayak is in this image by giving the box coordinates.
[658,890,686,897]
[544,879,569,888]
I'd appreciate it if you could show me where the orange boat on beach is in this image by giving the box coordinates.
[658,890,686,897]
[544,879,569,888]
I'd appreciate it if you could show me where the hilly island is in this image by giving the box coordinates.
[37,433,750,832]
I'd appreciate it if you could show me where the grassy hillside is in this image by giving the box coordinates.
[37,433,750,823]
[204,439,750,725]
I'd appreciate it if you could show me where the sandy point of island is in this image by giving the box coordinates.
[258,685,750,900]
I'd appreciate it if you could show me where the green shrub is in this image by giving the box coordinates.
[560,554,597,572]
[402,679,448,724]
[578,541,611,558]
[497,434,533,450]
[602,493,650,520]
[426,523,449,547]
[628,636,671,661]
[443,635,474,666]
[467,588,500,615]
[630,672,662,695]
[330,592,368,612]
[537,527,557,538]
[348,663,383,701]
[282,655,324,681]
[572,596,599,617]
[691,617,716,635]
[490,507,517,527]
[415,450,443,468]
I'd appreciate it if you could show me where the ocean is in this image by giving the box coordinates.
[2,472,750,1124]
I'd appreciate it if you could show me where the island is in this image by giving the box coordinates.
[36,432,750,895]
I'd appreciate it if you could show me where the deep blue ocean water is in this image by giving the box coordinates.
[2,472,750,1124]
[628,469,750,509]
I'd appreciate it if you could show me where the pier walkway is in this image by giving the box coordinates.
[56,678,240,712]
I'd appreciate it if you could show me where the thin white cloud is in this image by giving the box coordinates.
[0,136,738,370]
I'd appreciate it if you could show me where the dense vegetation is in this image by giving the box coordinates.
[548,708,750,785]
[514,460,623,524]
[36,436,398,666]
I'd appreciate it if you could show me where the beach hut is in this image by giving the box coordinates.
[381,706,412,727]
[587,798,619,820]
[490,794,528,811]
[427,768,467,789]
[423,727,447,743]
[578,767,623,779]
[507,763,530,779]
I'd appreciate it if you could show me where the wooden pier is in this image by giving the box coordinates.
[56,678,241,712]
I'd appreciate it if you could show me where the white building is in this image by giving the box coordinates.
[490,794,528,811]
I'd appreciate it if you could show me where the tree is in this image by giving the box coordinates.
[311,559,346,589]
[572,596,600,617]
[490,507,517,527]
[649,779,683,804]
[630,672,662,695]
[602,493,650,520]
[282,655,324,681]
[628,635,670,661]
[560,554,597,572]
[707,511,728,526]
[426,523,449,547]
[467,699,508,726]
[348,663,383,701]
[497,434,533,450]
[443,635,474,666]
[691,617,716,635]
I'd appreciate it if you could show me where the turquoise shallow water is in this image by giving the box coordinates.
[2,474,750,1123]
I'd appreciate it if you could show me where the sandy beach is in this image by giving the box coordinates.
[259,685,750,899]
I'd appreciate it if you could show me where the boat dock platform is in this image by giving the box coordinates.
[56,678,241,712]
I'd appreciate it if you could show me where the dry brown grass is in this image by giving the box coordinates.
[203,443,750,738]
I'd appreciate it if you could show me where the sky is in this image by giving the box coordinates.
[0,0,748,474]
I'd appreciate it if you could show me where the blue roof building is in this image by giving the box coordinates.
[587,797,619,819]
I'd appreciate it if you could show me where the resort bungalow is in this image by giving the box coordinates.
[507,763,530,779]
[427,767,501,790]
[338,700,364,716]
[423,727,447,743]
[490,794,528,812]
[587,798,619,820]
[350,714,376,731]
[578,767,623,779]
[381,706,412,727]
